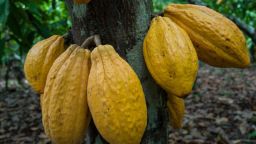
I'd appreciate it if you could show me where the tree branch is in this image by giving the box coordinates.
[187,0,207,6]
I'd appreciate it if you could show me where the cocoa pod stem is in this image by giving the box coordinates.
[81,36,95,48]
[81,35,102,49]
[94,35,101,46]
[62,30,73,46]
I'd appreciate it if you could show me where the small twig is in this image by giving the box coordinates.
[151,12,164,19]
[62,33,68,38]
[233,139,256,144]
[94,35,102,46]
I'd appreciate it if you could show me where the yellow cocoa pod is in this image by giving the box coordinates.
[41,45,90,144]
[143,16,198,98]
[74,0,91,4]
[167,94,185,129]
[164,4,250,68]
[87,45,147,144]
[24,35,65,93]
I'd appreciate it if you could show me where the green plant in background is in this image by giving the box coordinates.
[153,0,187,12]
[0,0,255,65]
[248,130,256,139]
[0,0,69,64]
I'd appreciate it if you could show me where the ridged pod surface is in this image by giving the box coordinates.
[87,45,147,144]
[74,0,91,4]
[24,35,65,93]
[41,45,90,144]
[143,16,198,98]
[164,4,250,68]
[167,94,185,129]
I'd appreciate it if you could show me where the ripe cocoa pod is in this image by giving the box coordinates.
[74,0,91,4]
[24,35,65,93]
[164,4,250,68]
[87,45,147,144]
[41,45,90,144]
[143,16,198,98]
[167,94,185,129]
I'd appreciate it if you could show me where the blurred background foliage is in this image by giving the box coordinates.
[0,0,69,65]
[0,0,255,65]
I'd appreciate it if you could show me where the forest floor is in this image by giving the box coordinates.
[0,64,255,144]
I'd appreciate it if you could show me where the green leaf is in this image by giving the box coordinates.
[248,131,256,139]
[0,0,9,30]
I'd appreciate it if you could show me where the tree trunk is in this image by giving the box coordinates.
[65,0,169,143]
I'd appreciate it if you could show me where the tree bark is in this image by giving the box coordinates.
[65,0,169,144]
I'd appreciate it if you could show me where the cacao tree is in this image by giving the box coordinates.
[64,0,169,143]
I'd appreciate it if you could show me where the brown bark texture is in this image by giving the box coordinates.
[65,0,169,143]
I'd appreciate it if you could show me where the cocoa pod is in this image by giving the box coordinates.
[87,45,147,144]
[167,94,185,129]
[164,4,250,68]
[41,45,90,144]
[24,35,65,93]
[143,16,198,98]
